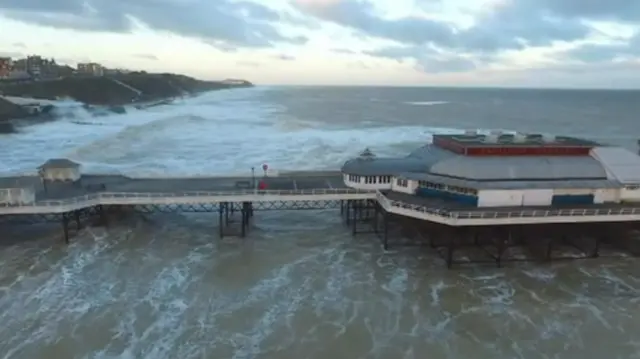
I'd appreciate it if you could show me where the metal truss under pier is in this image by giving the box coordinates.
[342,199,640,268]
[0,200,343,243]
[4,198,640,269]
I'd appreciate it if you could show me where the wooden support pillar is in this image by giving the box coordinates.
[340,200,344,215]
[62,213,69,244]
[225,202,230,225]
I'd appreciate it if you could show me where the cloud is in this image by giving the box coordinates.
[133,53,158,60]
[291,0,640,73]
[237,60,261,67]
[558,34,640,64]
[346,60,370,69]
[0,0,308,48]
[332,48,357,54]
[292,0,591,53]
[274,54,296,61]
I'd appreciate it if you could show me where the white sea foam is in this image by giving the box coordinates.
[404,101,449,106]
[0,89,466,176]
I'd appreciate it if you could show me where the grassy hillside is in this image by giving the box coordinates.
[0,73,253,105]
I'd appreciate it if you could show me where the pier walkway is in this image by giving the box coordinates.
[0,172,373,214]
[4,172,640,225]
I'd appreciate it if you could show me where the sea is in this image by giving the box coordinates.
[1,86,640,359]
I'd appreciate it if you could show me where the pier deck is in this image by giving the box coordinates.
[0,173,349,202]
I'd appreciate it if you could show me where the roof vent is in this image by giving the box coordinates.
[513,133,527,143]
[542,134,556,143]
[358,148,376,161]
[498,134,514,143]
[484,134,499,143]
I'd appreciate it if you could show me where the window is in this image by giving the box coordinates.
[396,178,408,187]
[418,181,445,190]
[379,176,391,184]
[348,174,361,183]
[625,185,640,190]
[445,184,478,196]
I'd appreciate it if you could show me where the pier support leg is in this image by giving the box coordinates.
[241,202,247,238]
[249,202,253,218]
[225,202,230,225]
[340,200,344,215]
[352,200,358,236]
[496,229,508,268]
[592,236,601,258]
[62,213,70,244]
[446,236,455,269]
[74,210,81,230]
[546,236,554,260]
[382,212,389,250]
[372,202,379,234]
[218,202,224,239]
[98,205,107,226]
[345,200,351,226]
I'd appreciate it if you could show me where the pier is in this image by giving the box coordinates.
[6,131,640,269]
[2,170,640,269]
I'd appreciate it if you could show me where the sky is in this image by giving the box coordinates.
[0,0,640,87]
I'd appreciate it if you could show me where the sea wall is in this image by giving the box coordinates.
[0,73,253,106]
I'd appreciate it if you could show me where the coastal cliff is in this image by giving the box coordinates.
[0,73,253,105]
[0,73,253,132]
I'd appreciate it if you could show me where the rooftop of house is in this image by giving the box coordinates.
[38,158,81,170]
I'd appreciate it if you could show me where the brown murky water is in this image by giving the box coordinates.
[1,210,639,359]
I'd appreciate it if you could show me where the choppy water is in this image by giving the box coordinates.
[1,86,640,359]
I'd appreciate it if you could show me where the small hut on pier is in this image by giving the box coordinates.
[37,159,82,192]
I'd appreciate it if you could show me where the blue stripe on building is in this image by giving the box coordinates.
[551,194,594,205]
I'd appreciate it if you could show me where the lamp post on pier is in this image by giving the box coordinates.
[251,167,255,189]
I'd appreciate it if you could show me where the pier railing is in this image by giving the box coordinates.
[380,192,640,219]
[0,188,375,208]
